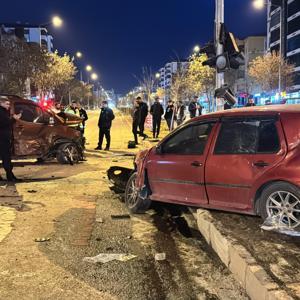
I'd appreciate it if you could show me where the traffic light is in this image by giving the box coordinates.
[200,24,243,72]
[214,84,237,106]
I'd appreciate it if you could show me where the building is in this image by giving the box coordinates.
[158,60,188,90]
[233,36,266,99]
[1,23,53,52]
[267,0,300,91]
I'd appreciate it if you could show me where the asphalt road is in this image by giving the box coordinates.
[0,111,247,300]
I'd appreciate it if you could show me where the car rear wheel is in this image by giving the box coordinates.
[259,182,300,229]
[56,143,80,164]
[125,172,151,214]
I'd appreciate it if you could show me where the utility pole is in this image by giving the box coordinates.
[215,0,224,111]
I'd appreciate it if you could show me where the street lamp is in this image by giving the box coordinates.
[193,45,200,54]
[252,0,265,10]
[91,73,98,81]
[52,16,63,28]
[86,65,92,72]
[76,51,82,58]
[155,73,160,79]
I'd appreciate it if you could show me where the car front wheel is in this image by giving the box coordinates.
[56,143,80,164]
[125,172,151,214]
[259,182,300,229]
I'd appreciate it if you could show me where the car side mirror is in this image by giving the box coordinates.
[49,117,55,125]
[156,145,163,155]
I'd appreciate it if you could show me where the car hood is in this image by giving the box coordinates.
[53,111,83,125]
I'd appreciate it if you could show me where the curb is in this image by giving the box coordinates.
[191,209,294,300]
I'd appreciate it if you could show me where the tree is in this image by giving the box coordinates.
[55,79,93,105]
[248,52,295,92]
[136,67,156,106]
[186,53,215,111]
[0,34,47,96]
[31,51,76,96]
[169,63,188,103]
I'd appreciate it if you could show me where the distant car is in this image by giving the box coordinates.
[2,94,84,164]
[125,105,300,229]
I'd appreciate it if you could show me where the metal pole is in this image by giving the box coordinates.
[215,0,224,111]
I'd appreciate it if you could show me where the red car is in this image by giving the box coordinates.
[125,105,300,229]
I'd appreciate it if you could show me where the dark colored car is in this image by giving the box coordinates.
[2,94,84,164]
[125,105,300,229]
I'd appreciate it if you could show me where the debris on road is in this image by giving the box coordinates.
[83,253,137,264]
[96,218,104,223]
[27,190,37,193]
[111,214,131,219]
[155,253,166,261]
[107,166,133,193]
[34,237,51,242]
[261,216,300,236]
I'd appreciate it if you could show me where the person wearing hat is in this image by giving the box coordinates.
[150,96,164,138]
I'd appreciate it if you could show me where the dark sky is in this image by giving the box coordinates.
[0,0,267,94]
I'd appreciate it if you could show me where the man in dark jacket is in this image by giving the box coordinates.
[137,97,148,139]
[150,96,164,138]
[0,98,21,181]
[188,96,198,118]
[95,101,115,151]
[132,99,140,144]
[78,103,88,134]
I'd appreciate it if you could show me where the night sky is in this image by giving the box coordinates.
[0,0,267,94]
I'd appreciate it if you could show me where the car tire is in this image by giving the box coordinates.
[125,172,151,214]
[259,181,300,229]
[56,143,80,165]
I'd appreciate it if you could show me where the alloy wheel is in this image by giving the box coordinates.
[126,176,139,208]
[266,191,300,229]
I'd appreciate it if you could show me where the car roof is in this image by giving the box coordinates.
[190,104,300,122]
[0,94,35,103]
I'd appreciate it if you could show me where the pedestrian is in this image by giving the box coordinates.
[77,103,88,134]
[136,96,148,139]
[176,100,186,126]
[224,102,232,110]
[65,101,82,130]
[150,96,164,138]
[52,101,66,119]
[0,98,21,182]
[95,101,115,151]
[164,100,175,131]
[132,99,140,145]
[245,97,256,107]
[188,96,198,118]
[197,102,203,116]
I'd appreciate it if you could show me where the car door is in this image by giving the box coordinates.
[205,115,287,211]
[13,103,48,156]
[146,120,217,205]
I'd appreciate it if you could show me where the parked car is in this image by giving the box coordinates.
[125,105,300,229]
[2,94,84,164]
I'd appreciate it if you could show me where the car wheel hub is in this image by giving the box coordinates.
[127,177,138,208]
[267,191,300,229]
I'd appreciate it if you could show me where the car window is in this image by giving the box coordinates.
[214,118,280,154]
[15,103,46,124]
[257,120,280,153]
[162,122,214,155]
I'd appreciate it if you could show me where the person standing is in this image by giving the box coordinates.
[176,100,186,126]
[77,103,88,134]
[188,96,198,118]
[136,97,148,139]
[150,96,164,138]
[245,98,256,107]
[197,102,203,116]
[95,101,115,151]
[164,100,175,131]
[132,99,141,145]
[0,98,21,182]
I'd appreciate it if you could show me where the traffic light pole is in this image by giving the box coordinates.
[215,0,224,111]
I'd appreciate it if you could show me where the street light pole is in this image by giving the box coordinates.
[215,0,225,111]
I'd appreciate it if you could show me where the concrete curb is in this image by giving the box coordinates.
[192,209,294,300]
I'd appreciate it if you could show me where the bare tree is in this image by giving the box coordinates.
[135,67,156,106]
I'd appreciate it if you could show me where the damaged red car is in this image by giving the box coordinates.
[125,105,300,229]
[2,94,84,164]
